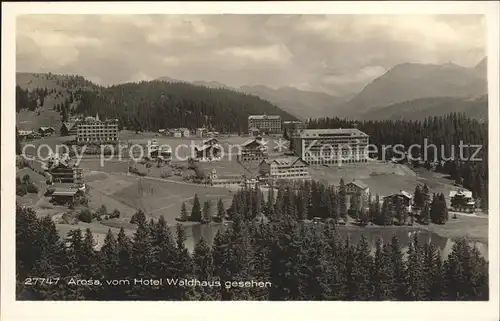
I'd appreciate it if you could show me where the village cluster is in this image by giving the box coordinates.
[19,112,478,217]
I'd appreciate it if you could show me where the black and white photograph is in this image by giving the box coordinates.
[2,2,499,321]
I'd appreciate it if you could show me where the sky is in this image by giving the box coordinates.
[16,14,486,96]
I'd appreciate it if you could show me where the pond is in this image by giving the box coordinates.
[173,223,488,261]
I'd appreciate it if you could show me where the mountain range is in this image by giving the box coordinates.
[155,57,488,121]
[335,58,488,119]
[16,57,488,131]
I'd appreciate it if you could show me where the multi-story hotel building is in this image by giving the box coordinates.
[291,128,369,165]
[248,115,282,134]
[76,113,119,144]
[259,157,310,182]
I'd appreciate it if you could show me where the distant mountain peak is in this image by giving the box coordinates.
[337,60,488,117]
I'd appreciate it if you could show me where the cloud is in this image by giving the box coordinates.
[16,14,486,96]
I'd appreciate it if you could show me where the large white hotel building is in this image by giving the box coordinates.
[248,115,282,134]
[76,113,119,144]
[291,128,370,165]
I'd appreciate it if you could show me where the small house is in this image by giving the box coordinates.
[384,190,413,212]
[38,126,55,137]
[346,180,369,196]
[194,144,222,160]
[180,128,190,138]
[171,129,182,138]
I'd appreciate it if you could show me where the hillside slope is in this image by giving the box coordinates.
[16,72,97,130]
[360,95,488,121]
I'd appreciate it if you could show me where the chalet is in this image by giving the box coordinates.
[170,129,182,138]
[238,137,268,162]
[18,130,39,141]
[450,190,476,212]
[157,129,167,135]
[149,140,172,161]
[384,190,413,212]
[346,180,369,196]
[258,157,310,181]
[60,121,78,136]
[194,144,222,160]
[46,156,84,185]
[38,126,55,137]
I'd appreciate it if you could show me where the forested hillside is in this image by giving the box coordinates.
[74,81,297,133]
[16,201,488,300]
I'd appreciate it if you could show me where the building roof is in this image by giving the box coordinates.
[248,115,281,120]
[52,188,78,196]
[261,157,306,167]
[39,126,55,131]
[384,190,412,199]
[18,130,35,135]
[242,138,267,147]
[347,180,368,189]
[295,128,368,138]
[62,122,77,130]
[203,138,219,145]
[195,144,220,152]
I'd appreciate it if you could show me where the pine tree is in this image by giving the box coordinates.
[371,237,393,300]
[413,185,424,209]
[389,235,405,299]
[405,235,425,300]
[346,234,373,300]
[422,184,430,206]
[300,227,329,300]
[99,229,120,299]
[216,199,225,222]
[420,203,431,225]
[115,227,133,299]
[444,238,488,300]
[190,194,202,222]
[338,178,347,220]
[131,222,153,299]
[173,224,193,300]
[180,202,189,222]
[439,193,449,224]
[130,209,146,226]
[192,237,216,300]
[202,200,212,224]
